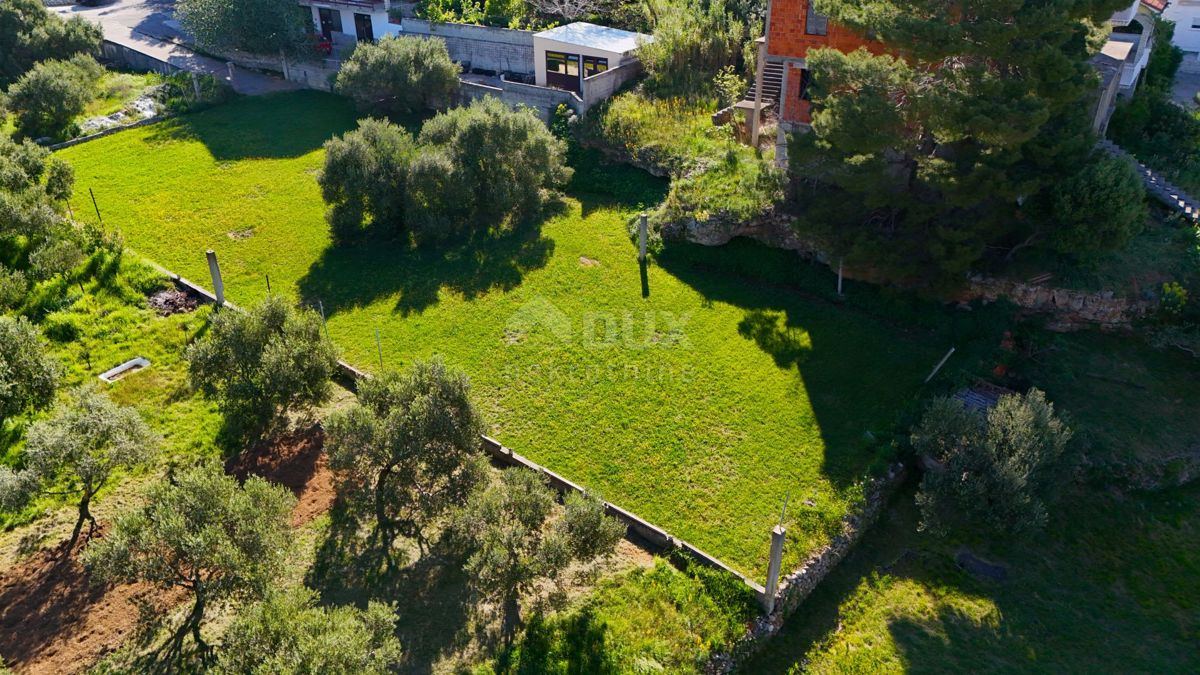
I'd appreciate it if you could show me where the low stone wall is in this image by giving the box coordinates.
[460,77,582,121]
[101,40,181,75]
[710,463,909,673]
[49,116,167,151]
[404,18,534,75]
[582,61,642,110]
[961,276,1153,331]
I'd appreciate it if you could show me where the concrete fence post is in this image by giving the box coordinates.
[762,525,786,613]
[206,250,225,306]
[638,213,648,262]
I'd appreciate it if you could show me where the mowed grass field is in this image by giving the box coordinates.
[58,91,945,578]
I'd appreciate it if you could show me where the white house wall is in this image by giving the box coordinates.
[532,36,635,87]
[306,5,401,43]
[1165,0,1200,52]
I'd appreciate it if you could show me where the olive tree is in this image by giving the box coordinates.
[1,387,156,551]
[6,54,104,141]
[85,463,295,665]
[216,588,402,674]
[416,96,572,229]
[186,296,338,440]
[335,35,460,116]
[177,0,310,56]
[913,389,1073,538]
[0,0,101,88]
[0,315,59,429]
[458,469,625,632]
[327,358,487,563]
[318,118,416,242]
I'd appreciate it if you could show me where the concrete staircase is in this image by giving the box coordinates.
[744,60,784,105]
[1098,138,1200,222]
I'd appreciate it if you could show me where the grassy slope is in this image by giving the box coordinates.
[747,332,1200,672]
[1,256,222,529]
[57,91,944,578]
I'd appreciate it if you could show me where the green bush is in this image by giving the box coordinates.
[6,54,103,141]
[335,35,460,116]
[156,71,236,114]
[912,390,1074,538]
[318,118,417,242]
[0,0,101,89]
[1040,152,1147,259]
[177,0,310,56]
[638,0,746,97]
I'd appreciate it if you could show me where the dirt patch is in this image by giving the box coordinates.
[225,424,334,526]
[0,538,159,675]
[147,289,198,316]
[579,256,601,267]
[227,228,255,241]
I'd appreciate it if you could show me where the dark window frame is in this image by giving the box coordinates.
[805,2,829,36]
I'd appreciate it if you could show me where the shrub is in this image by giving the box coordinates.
[7,54,103,140]
[217,588,402,674]
[185,295,338,440]
[1040,153,1147,258]
[335,35,460,116]
[0,266,27,308]
[417,96,572,228]
[156,71,236,114]
[318,118,417,242]
[0,315,59,428]
[0,0,101,89]
[638,0,746,97]
[912,390,1073,538]
[404,148,471,243]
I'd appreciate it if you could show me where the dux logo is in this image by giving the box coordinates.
[505,296,692,349]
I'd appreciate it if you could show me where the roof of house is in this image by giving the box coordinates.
[533,22,652,53]
[1141,0,1168,13]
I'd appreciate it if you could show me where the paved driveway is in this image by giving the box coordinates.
[52,0,299,96]
[1172,69,1200,110]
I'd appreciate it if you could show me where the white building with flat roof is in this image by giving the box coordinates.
[533,22,651,94]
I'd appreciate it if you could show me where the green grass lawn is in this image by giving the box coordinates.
[745,483,1200,673]
[57,91,948,579]
[1,254,223,530]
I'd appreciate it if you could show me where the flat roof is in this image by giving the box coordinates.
[533,22,651,54]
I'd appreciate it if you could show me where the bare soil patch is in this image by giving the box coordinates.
[147,289,198,316]
[0,538,156,675]
[225,424,334,526]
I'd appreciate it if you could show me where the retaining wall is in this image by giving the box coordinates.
[403,18,535,74]
[49,116,167,151]
[582,61,642,110]
[461,77,581,120]
[100,40,180,75]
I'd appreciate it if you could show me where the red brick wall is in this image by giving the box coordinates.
[768,0,885,124]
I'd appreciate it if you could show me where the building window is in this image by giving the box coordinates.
[546,52,580,76]
[1192,17,1200,29]
[583,56,609,78]
[798,68,812,100]
[806,2,829,36]
[318,7,343,39]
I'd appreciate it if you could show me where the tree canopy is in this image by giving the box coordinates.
[328,358,488,562]
[6,54,103,141]
[793,0,1135,288]
[217,588,402,674]
[335,35,460,116]
[85,463,296,664]
[177,0,311,57]
[186,296,338,440]
[912,389,1074,537]
[0,315,59,429]
[0,0,101,89]
[0,387,156,551]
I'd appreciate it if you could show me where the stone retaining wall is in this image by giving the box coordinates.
[49,116,167,151]
[101,40,181,75]
[961,276,1153,331]
[709,463,909,673]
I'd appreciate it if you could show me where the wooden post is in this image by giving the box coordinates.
[89,188,102,224]
[206,250,225,306]
[375,328,383,370]
[280,49,290,80]
[837,259,844,297]
[191,72,201,100]
[749,38,768,148]
[762,525,786,613]
[638,213,648,262]
[318,300,330,341]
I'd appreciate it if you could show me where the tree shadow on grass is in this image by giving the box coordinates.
[306,503,475,674]
[655,240,937,488]
[141,90,358,161]
[297,218,556,318]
